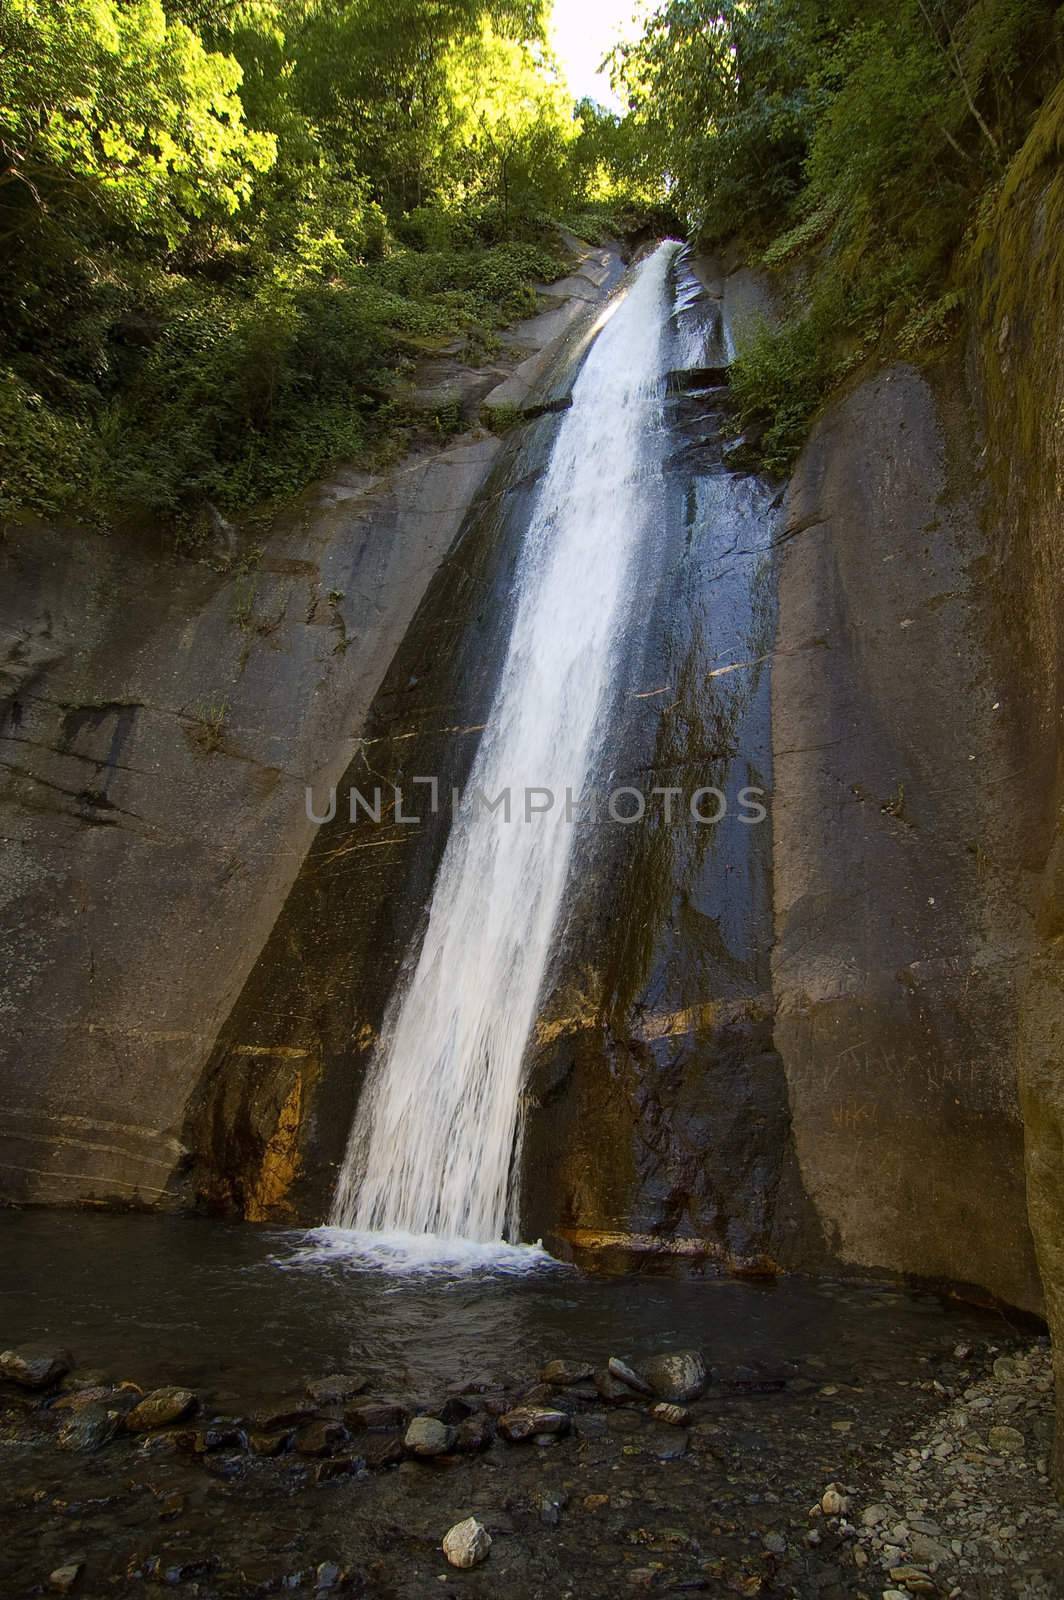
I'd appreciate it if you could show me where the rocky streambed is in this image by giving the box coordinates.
[1,1217,1061,1599]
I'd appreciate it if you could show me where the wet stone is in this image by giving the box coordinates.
[478,1394,512,1418]
[50,1385,113,1413]
[608,1357,653,1395]
[453,1415,493,1453]
[344,1399,407,1431]
[565,1381,601,1403]
[306,1373,366,1406]
[196,1421,248,1452]
[404,1416,454,1456]
[639,1350,707,1403]
[362,1432,404,1469]
[518,1381,555,1406]
[258,1402,318,1430]
[498,1405,569,1442]
[124,1387,197,1432]
[433,1395,474,1425]
[295,1420,349,1457]
[541,1359,592,1386]
[314,1456,364,1484]
[57,1400,122,1453]
[248,1429,292,1456]
[0,1344,73,1390]
[594,1369,641,1405]
[650,1402,689,1427]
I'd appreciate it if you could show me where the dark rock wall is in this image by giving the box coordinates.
[770,360,1041,1311]
[182,413,559,1219]
[518,257,802,1270]
[972,83,1064,1465]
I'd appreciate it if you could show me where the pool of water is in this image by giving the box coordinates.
[0,1211,1025,1411]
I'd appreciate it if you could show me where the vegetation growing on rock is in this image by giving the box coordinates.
[615,0,1064,468]
[3,0,1063,513]
[0,0,663,534]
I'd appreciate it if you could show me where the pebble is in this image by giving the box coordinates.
[47,1565,82,1593]
[650,1402,688,1426]
[442,1516,491,1569]
[851,1342,1064,1597]
[821,1483,850,1516]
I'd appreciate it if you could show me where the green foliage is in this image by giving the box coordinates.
[728,284,858,475]
[1,0,657,531]
[0,0,275,249]
[617,0,1063,468]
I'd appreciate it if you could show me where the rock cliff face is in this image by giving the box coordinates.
[973,83,1064,1469]
[770,360,1041,1310]
[2,148,1062,1437]
[0,242,620,1209]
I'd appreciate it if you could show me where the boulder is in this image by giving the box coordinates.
[639,1350,706,1403]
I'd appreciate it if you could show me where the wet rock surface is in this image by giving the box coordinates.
[639,1349,707,1403]
[2,1312,1060,1597]
[0,238,622,1220]
[0,1345,72,1390]
[124,1387,197,1432]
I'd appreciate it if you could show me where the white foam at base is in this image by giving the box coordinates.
[277,1226,563,1278]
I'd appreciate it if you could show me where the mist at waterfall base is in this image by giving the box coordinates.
[285,244,681,1275]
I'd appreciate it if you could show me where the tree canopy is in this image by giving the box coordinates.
[2,0,1061,521]
[0,0,661,531]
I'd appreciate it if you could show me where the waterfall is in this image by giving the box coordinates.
[329,242,679,1255]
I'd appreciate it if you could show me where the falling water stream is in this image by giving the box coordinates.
[328,243,680,1260]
